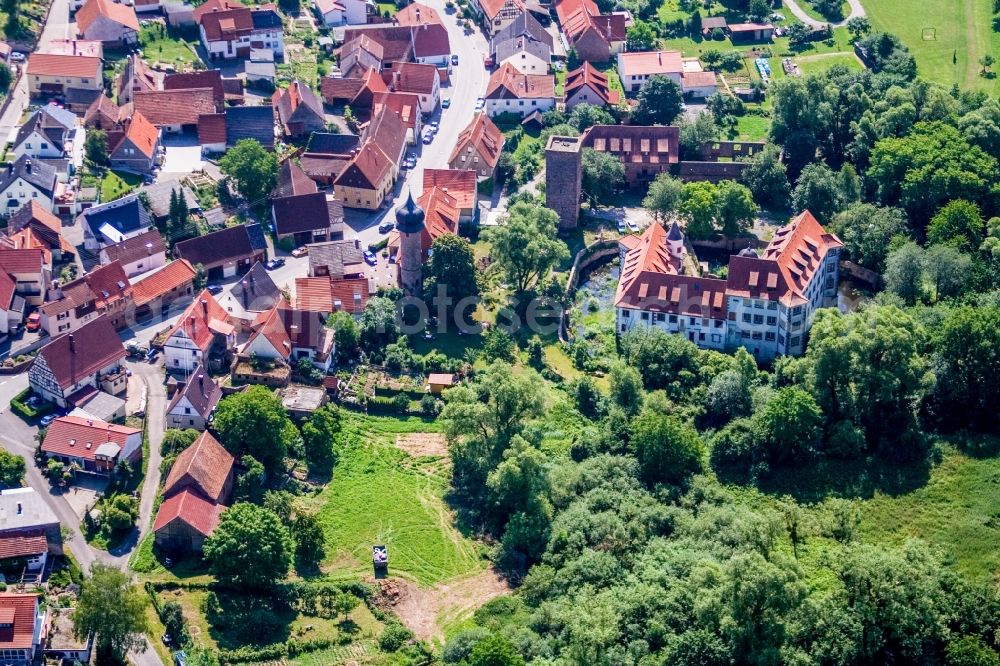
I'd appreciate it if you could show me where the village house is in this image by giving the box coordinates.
[555,0,625,63]
[116,54,158,105]
[153,431,235,552]
[75,0,140,44]
[382,61,440,114]
[11,105,84,172]
[25,53,103,109]
[448,113,504,179]
[0,593,46,666]
[107,111,162,175]
[40,416,142,474]
[0,272,24,335]
[273,80,326,139]
[217,261,282,327]
[484,62,555,117]
[0,248,48,307]
[681,70,718,98]
[334,107,407,210]
[165,364,223,430]
[98,229,167,278]
[0,488,63,575]
[28,315,127,408]
[223,105,276,149]
[474,0,525,36]
[80,193,154,251]
[173,223,267,280]
[307,239,366,279]
[313,0,357,27]
[164,69,241,106]
[491,11,552,73]
[132,88,218,133]
[163,290,236,373]
[4,201,75,265]
[294,276,370,317]
[0,157,59,214]
[341,25,414,68]
[130,258,196,319]
[38,261,134,334]
[394,3,451,65]
[615,212,842,360]
[273,193,345,247]
[195,0,284,61]
[423,168,478,223]
[373,92,423,144]
[321,67,387,107]
[616,50,683,92]
[298,133,361,187]
[45,38,104,58]
[564,62,620,109]
[83,94,126,131]
[580,124,680,186]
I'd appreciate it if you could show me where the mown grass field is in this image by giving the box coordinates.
[309,414,487,587]
[139,25,200,68]
[100,170,143,202]
[864,0,1000,93]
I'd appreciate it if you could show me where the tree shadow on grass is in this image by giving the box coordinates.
[206,591,295,651]
[728,453,933,504]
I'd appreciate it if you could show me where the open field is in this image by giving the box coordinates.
[310,414,487,587]
[139,25,201,69]
[864,0,1000,93]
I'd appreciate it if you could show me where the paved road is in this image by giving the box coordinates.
[782,0,866,28]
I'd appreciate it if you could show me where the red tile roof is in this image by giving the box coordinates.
[0,533,48,560]
[193,0,245,22]
[394,2,441,25]
[100,228,165,267]
[372,91,420,130]
[199,6,253,41]
[0,271,15,309]
[383,61,438,95]
[479,0,523,20]
[130,259,196,306]
[133,88,217,127]
[41,415,139,462]
[422,169,476,210]
[162,431,234,503]
[486,62,554,99]
[164,70,226,105]
[33,316,127,390]
[449,113,504,169]
[167,289,233,352]
[152,488,224,537]
[26,53,101,78]
[617,50,683,77]
[412,23,450,59]
[565,62,620,105]
[113,110,158,159]
[245,303,292,359]
[294,276,369,314]
[0,248,44,275]
[76,0,140,33]
[581,124,680,167]
[197,113,227,145]
[0,594,38,650]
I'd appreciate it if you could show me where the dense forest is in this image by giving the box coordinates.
[435,30,1000,666]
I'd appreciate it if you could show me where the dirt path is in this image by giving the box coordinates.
[962,0,980,90]
[386,569,510,643]
[782,0,866,28]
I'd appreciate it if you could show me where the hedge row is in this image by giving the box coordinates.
[9,388,53,421]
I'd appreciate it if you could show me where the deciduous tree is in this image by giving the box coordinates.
[204,503,291,589]
[218,139,278,211]
[74,564,149,664]
[486,201,569,298]
[631,76,683,125]
[581,148,625,207]
[213,385,300,472]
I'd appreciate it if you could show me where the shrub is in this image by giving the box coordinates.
[378,622,414,652]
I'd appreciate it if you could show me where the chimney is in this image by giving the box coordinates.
[16,502,22,515]
[24,159,31,173]
[198,373,205,393]
[50,279,63,301]
[68,334,75,352]
[201,299,208,315]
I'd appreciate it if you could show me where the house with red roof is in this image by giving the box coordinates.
[163,290,236,373]
[154,431,235,552]
[564,62,620,109]
[294,276,370,317]
[5,201,75,265]
[28,316,127,407]
[273,80,326,139]
[26,53,103,108]
[132,88,218,133]
[0,593,46,665]
[473,0,524,36]
[423,169,478,222]
[41,416,141,474]
[107,111,162,175]
[387,185,460,275]
[131,259,196,319]
[484,62,555,117]
[166,364,222,430]
[314,0,366,26]
[555,0,625,63]
[382,61,440,114]
[196,0,284,61]
[616,50,683,93]
[75,0,140,44]
[334,107,407,210]
[98,228,167,278]
[0,247,48,307]
[38,261,134,334]
[448,113,504,179]
[615,211,843,360]
[394,3,451,65]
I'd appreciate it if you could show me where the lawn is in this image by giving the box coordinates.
[100,170,143,202]
[308,414,487,587]
[733,113,771,141]
[864,0,1000,93]
[795,0,850,23]
[794,52,863,75]
[139,24,201,69]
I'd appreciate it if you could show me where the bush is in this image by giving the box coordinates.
[10,388,53,421]
[379,622,414,652]
[419,394,441,417]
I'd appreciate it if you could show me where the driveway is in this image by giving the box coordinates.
[159,133,206,175]
[782,0,866,28]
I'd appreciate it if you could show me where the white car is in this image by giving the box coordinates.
[474,97,485,111]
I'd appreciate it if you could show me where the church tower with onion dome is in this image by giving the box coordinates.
[396,191,425,296]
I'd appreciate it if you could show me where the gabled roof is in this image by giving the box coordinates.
[565,61,619,105]
[174,224,261,268]
[272,80,325,130]
[272,192,343,236]
[166,289,233,352]
[152,488,224,537]
[335,107,406,190]
[394,2,441,25]
[76,0,140,33]
[161,430,233,502]
[164,369,221,424]
[79,193,152,239]
[383,61,439,95]
[342,25,414,62]
[41,415,139,461]
[449,113,504,168]
[294,276,369,314]
[84,93,125,129]
[479,0,524,20]
[164,69,226,105]
[617,50,683,77]
[251,5,282,29]
[198,113,227,145]
[193,0,245,22]
[0,272,15,310]
[306,132,361,155]
[423,168,477,210]
[131,259,196,306]
[411,22,450,59]
[40,261,132,319]
[492,10,552,49]
[99,228,166,267]
[199,6,254,41]
[225,105,274,148]
[133,88,217,127]
[495,32,551,65]
[13,104,76,152]
[0,594,38,650]
[26,53,101,78]
[76,0,139,34]
[45,38,103,58]
[275,159,318,198]
[7,201,63,249]
[224,261,281,313]
[245,303,291,359]
[373,91,421,130]
[0,248,44,275]
[0,156,57,198]
[0,533,48,560]
[111,110,159,159]
[307,239,365,278]
[275,300,334,353]
[485,62,554,99]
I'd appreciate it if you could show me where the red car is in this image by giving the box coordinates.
[25,313,41,332]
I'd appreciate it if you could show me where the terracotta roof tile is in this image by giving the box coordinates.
[394,2,441,25]
[166,289,233,352]
[152,488,223,537]
[617,50,683,77]
[113,110,158,159]
[294,276,369,314]
[133,88,217,127]
[41,415,139,462]
[99,228,165,266]
[449,113,503,169]
[131,259,196,306]
[26,53,101,78]
[197,113,227,145]
[565,61,619,105]
[479,0,523,20]
[166,364,222,421]
[75,0,140,33]
[164,70,225,105]
[383,61,438,95]
[485,62,554,99]
[422,169,476,210]
[162,430,234,502]
[0,594,38,650]
[0,533,48,560]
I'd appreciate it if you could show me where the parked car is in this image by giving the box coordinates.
[363,250,378,266]
[174,652,187,666]
[422,132,433,145]
[442,98,451,108]
[146,348,159,363]
[429,121,440,132]
[291,246,309,258]
[451,54,459,66]
[616,220,627,234]
[9,52,25,63]
[403,156,417,169]
[474,97,485,111]
[25,313,40,332]
[39,414,57,426]
[378,221,395,233]
[265,258,285,270]
[206,283,223,295]
[483,56,493,68]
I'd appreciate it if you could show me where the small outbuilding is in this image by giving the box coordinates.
[427,373,456,394]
